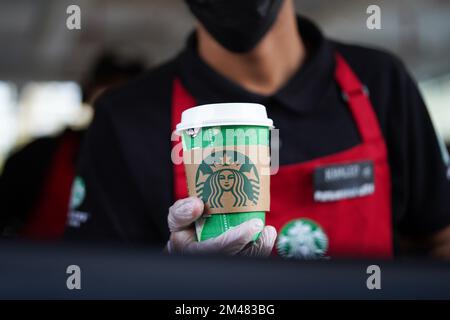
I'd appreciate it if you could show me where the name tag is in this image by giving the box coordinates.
[313,161,375,202]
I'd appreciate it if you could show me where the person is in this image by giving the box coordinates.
[0,52,145,240]
[64,0,450,259]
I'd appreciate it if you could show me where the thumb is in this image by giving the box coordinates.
[241,226,277,257]
[168,197,204,232]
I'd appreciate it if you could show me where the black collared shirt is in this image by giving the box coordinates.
[178,18,358,165]
[65,16,450,254]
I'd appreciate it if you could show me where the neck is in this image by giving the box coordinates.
[197,0,305,96]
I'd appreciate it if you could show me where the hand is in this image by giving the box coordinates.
[166,197,277,257]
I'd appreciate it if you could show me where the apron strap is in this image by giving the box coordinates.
[334,53,383,143]
[172,53,386,200]
[172,78,197,200]
[172,78,197,132]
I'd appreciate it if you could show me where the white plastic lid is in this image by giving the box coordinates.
[176,103,273,132]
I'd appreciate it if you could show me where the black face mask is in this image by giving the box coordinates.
[185,0,285,53]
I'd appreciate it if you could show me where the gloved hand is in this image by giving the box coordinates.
[166,197,277,257]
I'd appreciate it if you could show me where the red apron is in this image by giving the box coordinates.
[21,131,79,240]
[172,53,393,258]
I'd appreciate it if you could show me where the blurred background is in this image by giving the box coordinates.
[0,0,449,169]
[0,1,449,300]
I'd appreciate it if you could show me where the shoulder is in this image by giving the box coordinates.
[0,135,60,186]
[94,57,179,116]
[332,40,420,123]
[7,136,58,164]
[85,56,179,143]
[81,57,178,161]
[332,40,411,85]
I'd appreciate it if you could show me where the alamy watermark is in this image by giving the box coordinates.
[366,5,382,30]
[171,128,280,176]
[66,5,81,30]
[366,264,381,290]
[66,264,82,290]
[65,4,382,32]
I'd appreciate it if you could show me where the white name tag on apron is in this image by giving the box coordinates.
[313,161,375,202]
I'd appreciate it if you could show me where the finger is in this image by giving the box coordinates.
[169,228,197,254]
[241,226,277,257]
[188,218,264,255]
[168,197,204,232]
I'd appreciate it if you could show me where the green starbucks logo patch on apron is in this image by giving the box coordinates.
[277,218,329,259]
[70,176,86,210]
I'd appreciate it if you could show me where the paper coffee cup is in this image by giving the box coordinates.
[176,103,273,242]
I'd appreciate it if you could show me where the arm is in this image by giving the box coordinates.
[389,61,450,257]
[0,138,56,236]
[428,226,450,259]
[64,98,153,243]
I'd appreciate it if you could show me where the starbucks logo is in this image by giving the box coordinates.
[196,150,260,208]
[70,176,86,210]
[277,218,329,260]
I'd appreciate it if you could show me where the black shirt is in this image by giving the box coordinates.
[65,16,450,253]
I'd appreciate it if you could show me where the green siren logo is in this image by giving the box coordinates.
[70,176,86,210]
[196,150,260,208]
[277,218,329,259]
